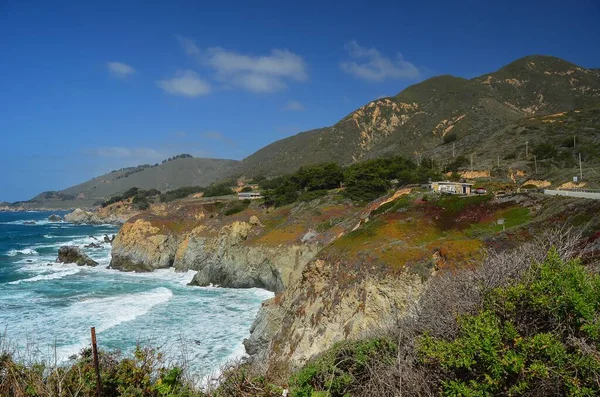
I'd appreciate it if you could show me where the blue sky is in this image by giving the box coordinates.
[1,0,599,202]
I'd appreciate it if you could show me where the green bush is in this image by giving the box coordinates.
[418,249,600,396]
[446,155,469,172]
[0,346,204,397]
[290,338,397,397]
[203,183,234,197]
[443,132,457,144]
[224,200,251,216]
[103,188,161,208]
[262,156,441,207]
[160,186,204,202]
[532,142,558,160]
[132,194,150,210]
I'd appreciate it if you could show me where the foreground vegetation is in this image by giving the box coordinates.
[260,156,441,206]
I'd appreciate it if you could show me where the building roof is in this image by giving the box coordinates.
[433,181,474,186]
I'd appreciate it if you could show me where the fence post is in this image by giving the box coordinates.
[91,327,102,397]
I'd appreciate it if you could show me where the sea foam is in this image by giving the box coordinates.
[68,287,174,333]
[5,248,39,257]
[9,268,81,285]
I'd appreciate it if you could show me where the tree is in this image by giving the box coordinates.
[443,132,457,144]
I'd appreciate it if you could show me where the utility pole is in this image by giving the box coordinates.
[452,142,455,158]
[579,153,583,181]
[470,154,474,172]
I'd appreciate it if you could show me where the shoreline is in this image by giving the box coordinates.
[1,213,271,378]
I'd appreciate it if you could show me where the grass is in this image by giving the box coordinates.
[467,206,531,236]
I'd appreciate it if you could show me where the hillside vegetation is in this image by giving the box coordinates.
[237,56,600,182]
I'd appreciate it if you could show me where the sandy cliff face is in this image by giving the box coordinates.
[245,255,425,374]
[110,218,181,271]
[65,199,142,225]
[174,221,319,292]
[109,201,334,290]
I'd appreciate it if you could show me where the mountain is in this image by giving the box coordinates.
[11,157,239,210]
[237,55,600,177]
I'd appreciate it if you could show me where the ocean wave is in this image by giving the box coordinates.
[69,287,174,333]
[2,220,53,226]
[119,268,197,286]
[34,234,114,250]
[9,268,81,285]
[5,248,39,257]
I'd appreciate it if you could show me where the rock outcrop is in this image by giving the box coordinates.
[65,208,101,224]
[110,219,180,272]
[245,257,425,373]
[57,246,98,266]
[176,221,319,292]
[110,214,319,289]
[65,203,140,225]
[48,214,62,222]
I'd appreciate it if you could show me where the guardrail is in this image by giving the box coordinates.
[558,188,600,194]
[543,189,600,200]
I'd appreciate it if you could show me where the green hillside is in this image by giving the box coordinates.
[237,55,600,178]
[11,157,239,209]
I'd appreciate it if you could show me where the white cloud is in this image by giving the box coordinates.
[206,47,308,92]
[157,70,211,97]
[107,61,136,78]
[176,34,200,56]
[340,41,420,82]
[284,100,304,111]
[175,36,308,93]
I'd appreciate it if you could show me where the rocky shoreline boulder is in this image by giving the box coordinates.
[65,208,100,224]
[48,214,62,222]
[57,246,98,266]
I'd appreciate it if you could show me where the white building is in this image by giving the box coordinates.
[430,181,473,195]
[238,192,263,200]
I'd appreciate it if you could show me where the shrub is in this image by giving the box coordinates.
[446,155,469,172]
[240,186,253,193]
[160,186,204,202]
[224,200,251,216]
[0,345,204,397]
[418,249,600,396]
[532,142,558,160]
[290,338,397,397]
[103,188,161,207]
[203,183,234,197]
[132,194,150,210]
[443,132,457,144]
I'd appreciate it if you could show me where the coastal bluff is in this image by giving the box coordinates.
[105,191,595,376]
[107,192,436,374]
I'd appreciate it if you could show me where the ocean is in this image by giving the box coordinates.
[0,211,272,377]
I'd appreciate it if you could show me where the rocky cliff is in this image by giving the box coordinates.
[109,198,355,291]
[108,190,597,376]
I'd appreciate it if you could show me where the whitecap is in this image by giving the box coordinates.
[3,220,51,226]
[118,268,197,286]
[68,287,174,333]
[5,248,39,257]
[9,268,81,285]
